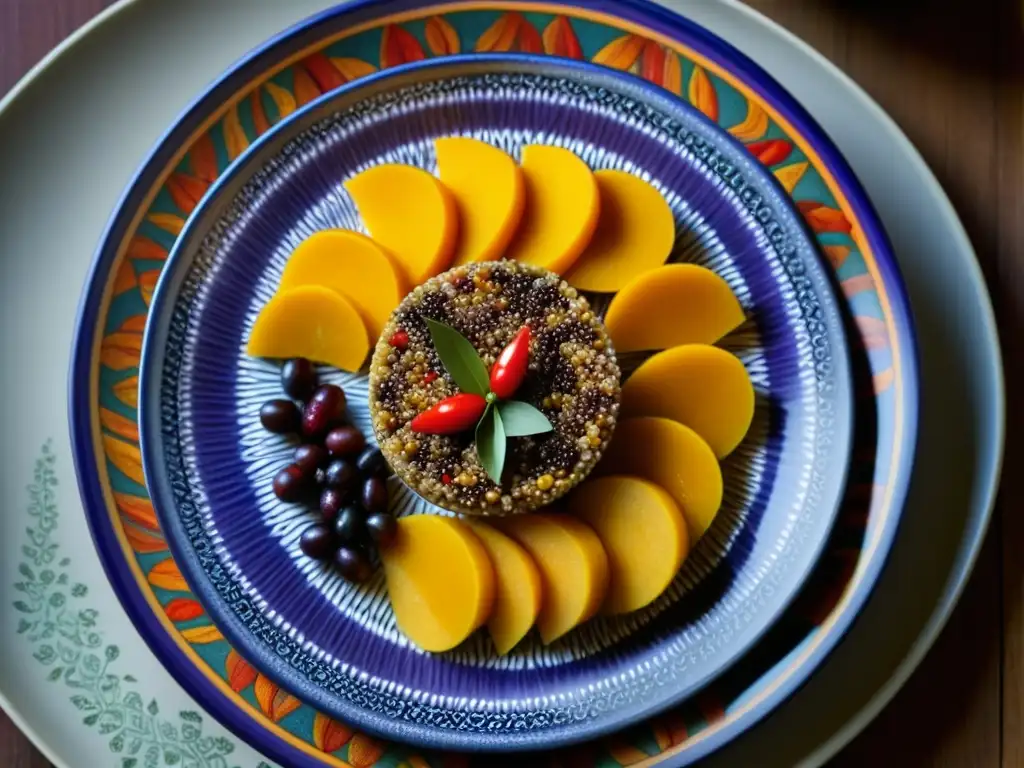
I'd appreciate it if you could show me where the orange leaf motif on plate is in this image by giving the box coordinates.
[112,375,139,408]
[543,16,582,59]
[293,66,322,108]
[254,675,301,722]
[746,138,792,166]
[728,99,769,142]
[165,173,208,216]
[380,24,426,68]
[651,723,671,751]
[165,597,204,622]
[112,260,136,296]
[146,213,186,236]
[114,492,159,530]
[181,625,224,644]
[688,65,718,121]
[147,558,189,592]
[312,712,353,752]
[822,244,851,269]
[774,161,808,193]
[661,50,682,93]
[591,34,645,70]
[874,368,895,393]
[103,434,144,485]
[124,524,166,554]
[264,82,297,120]
[475,13,541,53]
[347,733,385,767]
[425,16,460,56]
[126,236,167,261]
[476,13,521,52]
[604,739,648,765]
[223,105,249,162]
[250,89,270,135]
[100,317,143,370]
[138,269,159,306]
[189,133,218,183]
[225,650,258,692]
[796,200,852,234]
[331,58,377,82]
[100,407,139,442]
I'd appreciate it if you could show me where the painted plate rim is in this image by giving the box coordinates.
[136,51,854,751]
[65,0,921,765]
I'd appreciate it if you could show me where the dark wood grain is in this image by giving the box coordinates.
[0,1,1014,766]
[0,710,49,768]
[1,2,117,762]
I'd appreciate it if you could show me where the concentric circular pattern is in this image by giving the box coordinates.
[140,60,851,748]
[369,261,620,516]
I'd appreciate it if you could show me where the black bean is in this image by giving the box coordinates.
[361,477,388,514]
[333,505,366,546]
[299,525,335,560]
[355,446,388,478]
[320,488,345,521]
[365,513,397,548]
[325,426,366,458]
[294,444,327,476]
[324,460,358,496]
[260,400,301,434]
[282,358,318,401]
[302,384,347,439]
[272,465,307,502]
[335,547,373,583]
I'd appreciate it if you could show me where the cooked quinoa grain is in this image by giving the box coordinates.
[368,261,620,516]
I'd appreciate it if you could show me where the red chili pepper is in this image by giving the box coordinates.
[489,326,531,399]
[410,393,488,434]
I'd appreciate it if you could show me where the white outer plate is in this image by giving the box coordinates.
[0,1,1002,767]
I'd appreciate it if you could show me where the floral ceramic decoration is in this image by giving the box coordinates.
[77,4,908,767]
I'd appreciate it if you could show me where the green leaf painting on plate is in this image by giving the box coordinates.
[13,441,270,768]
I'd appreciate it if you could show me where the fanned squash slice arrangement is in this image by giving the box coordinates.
[245,135,756,655]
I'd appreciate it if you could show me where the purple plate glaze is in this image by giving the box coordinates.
[138,55,853,751]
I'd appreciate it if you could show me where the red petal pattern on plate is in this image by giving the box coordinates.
[747,138,793,165]
[380,24,426,67]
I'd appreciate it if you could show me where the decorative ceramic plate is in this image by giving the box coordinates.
[63,1,923,766]
[136,53,851,751]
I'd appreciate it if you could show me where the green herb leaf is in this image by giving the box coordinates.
[424,319,490,396]
[475,404,506,483]
[498,401,554,437]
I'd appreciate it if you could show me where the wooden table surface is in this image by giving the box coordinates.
[0,0,1017,765]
